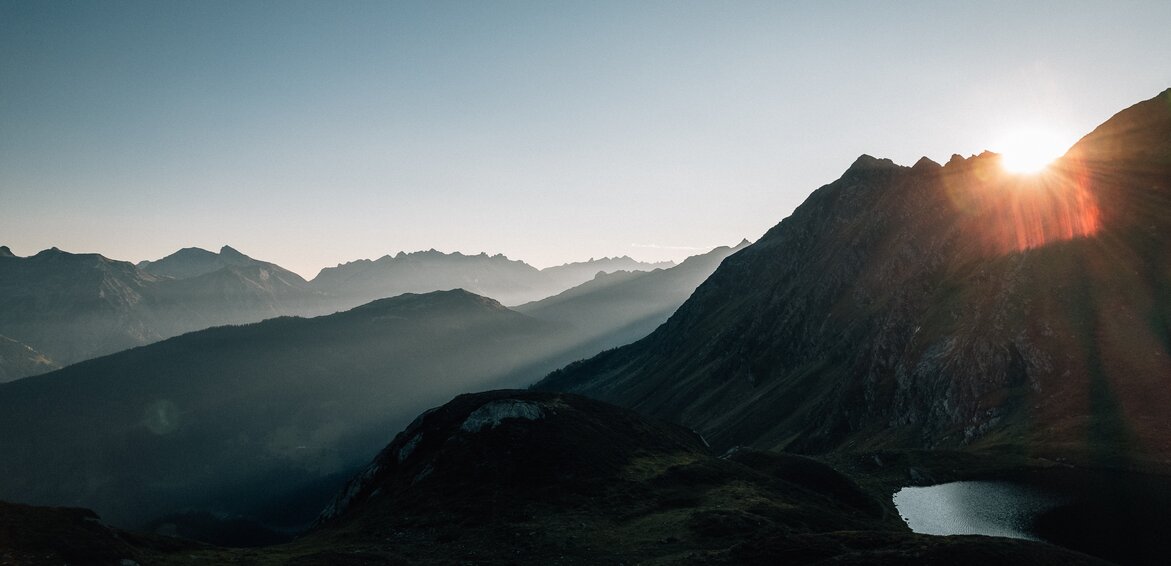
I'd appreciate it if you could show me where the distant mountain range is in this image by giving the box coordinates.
[0,245,677,380]
[310,249,675,307]
[539,89,1171,469]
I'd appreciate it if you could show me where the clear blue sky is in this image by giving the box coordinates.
[2,0,1169,278]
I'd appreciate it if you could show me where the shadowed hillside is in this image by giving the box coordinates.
[0,290,570,537]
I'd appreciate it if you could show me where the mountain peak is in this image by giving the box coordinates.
[913,156,941,169]
[33,247,67,258]
[0,246,13,258]
[847,154,900,172]
[218,245,247,259]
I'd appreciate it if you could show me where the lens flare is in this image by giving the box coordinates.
[996,129,1072,174]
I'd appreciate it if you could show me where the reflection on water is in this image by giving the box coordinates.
[893,481,1066,540]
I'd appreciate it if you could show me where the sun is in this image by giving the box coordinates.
[995,128,1071,174]
[996,128,1070,173]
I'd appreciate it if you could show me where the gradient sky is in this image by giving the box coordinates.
[2,1,1169,278]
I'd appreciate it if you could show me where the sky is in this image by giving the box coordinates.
[2,1,1169,278]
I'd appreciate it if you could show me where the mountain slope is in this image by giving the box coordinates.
[0,335,59,383]
[517,240,750,359]
[538,255,675,292]
[0,290,567,536]
[148,264,329,334]
[0,246,331,369]
[537,89,1171,467]
[0,247,165,365]
[138,245,274,280]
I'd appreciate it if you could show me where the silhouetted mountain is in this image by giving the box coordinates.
[517,240,750,359]
[539,255,675,291]
[0,290,568,535]
[312,249,673,307]
[0,335,59,383]
[0,247,165,365]
[538,89,1171,468]
[138,245,268,280]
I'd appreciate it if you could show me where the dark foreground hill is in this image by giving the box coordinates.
[537,89,1171,469]
[0,391,1110,565]
[0,290,570,537]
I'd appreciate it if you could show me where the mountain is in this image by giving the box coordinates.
[138,245,269,280]
[0,247,165,366]
[0,335,59,383]
[145,248,331,333]
[0,245,332,371]
[311,249,544,307]
[311,249,675,307]
[539,255,675,291]
[0,290,569,537]
[537,89,1171,468]
[516,240,750,360]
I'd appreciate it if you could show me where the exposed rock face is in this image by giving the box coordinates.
[0,335,59,383]
[459,399,546,432]
[538,89,1171,466]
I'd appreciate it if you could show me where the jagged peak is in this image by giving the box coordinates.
[913,156,942,169]
[847,154,901,172]
[219,245,247,258]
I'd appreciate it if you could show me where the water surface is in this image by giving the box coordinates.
[893,480,1065,540]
